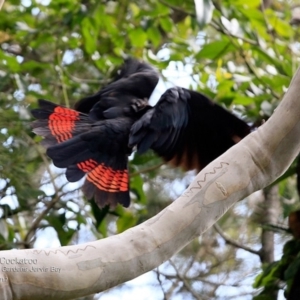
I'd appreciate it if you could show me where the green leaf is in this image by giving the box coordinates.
[98,218,108,238]
[270,165,297,187]
[196,39,236,60]
[265,10,293,38]
[284,256,300,280]
[45,212,76,246]
[147,26,161,47]
[81,17,97,55]
[90,201,110,230]
[129,3,140,17]
[116,208,138,233]
[160,17,173,32]
[252,46,290,76]
[232,0,261,8]
[253,261,280,288]
[260,74,291,92]
[239,8,264,23]
[128,28,147,48]
[22,61,50,73]
[216,80,235,104]
[253,295,278,300]
[130,174,147,205]
[0,50,20,72]
[233,95,254,105]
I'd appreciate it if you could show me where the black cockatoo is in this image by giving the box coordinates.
[31,58,250,208]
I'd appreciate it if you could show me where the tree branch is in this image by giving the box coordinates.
[130,162,165,177]
[1,66,300,300]
[213,223,261,257]
[0,0,5,11]
[209,21,258,46]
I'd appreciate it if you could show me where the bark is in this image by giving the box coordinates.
[1,67,300,299]
[290,6,300,25]
[260,185,280,264]
[261,0,272,9]
[260,185,280,299]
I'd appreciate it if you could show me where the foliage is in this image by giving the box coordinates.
[253,239,300,300]
[0,0,300,299]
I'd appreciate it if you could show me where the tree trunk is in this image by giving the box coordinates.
[260,185,280,299]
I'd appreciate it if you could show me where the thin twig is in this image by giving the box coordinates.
[158,0,195,18]
[168,259,203,300]
[62,66,107,85]
[26,133,60,194]
[155,268,168,300]
[130,162,165,177]
[24,134,63,243]
[212,17,281,100]
[24,194,60,243]
[214,223,261,257]
[209,21,258,46]
[56,52,70,107]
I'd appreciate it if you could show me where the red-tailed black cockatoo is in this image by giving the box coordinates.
[31,58,250,208]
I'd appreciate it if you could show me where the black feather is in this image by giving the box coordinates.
[129,86,250,171]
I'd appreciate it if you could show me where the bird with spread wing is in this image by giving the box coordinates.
[31,58,250,208]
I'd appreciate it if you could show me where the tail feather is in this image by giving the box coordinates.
[82,180,130,208]
[31,99,131,208]
[47,136,94,168]
[66,164,86,182]
[47,133,130,208]
[66,158,130,206]
[32,99,92,147]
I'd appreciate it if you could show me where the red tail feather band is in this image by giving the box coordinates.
[77,159,99,173]
[84,163,128,193]
[49,107,80,143]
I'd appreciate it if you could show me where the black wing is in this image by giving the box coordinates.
[129,87,250,171]
[74,58,159,118]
